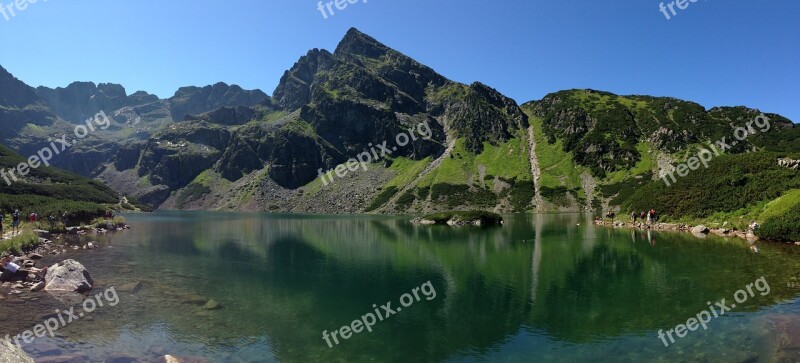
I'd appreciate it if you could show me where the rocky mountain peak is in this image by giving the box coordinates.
[334,27,391,60]
[0,64,40,108]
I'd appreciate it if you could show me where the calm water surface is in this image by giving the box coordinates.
[5,212,800,362]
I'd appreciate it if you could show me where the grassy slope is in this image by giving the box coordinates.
[528,116,583,191]
[417,133,532,188]
[0,143,121,220]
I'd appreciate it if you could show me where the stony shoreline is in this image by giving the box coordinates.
[1,223,131,293]
[594,219,800,245]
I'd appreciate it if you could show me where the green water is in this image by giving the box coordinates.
[8,212,800,362]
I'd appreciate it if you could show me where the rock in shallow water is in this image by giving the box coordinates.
[44,259,94,293]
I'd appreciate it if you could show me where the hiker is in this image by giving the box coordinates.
[61,211,69,226]
[0,211,4,235]
[749,220,760,232]
[651,209,658,223]
[11,209,20,233]
[0,255,47,282]
[640,211,646,221]
[631,212,638,223]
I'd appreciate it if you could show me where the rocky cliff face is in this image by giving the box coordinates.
[36,82,159,123]
[168,83,268,122]
[0,66,61,144]
[100,28,531,208]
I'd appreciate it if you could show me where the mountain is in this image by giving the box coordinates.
[36,82,159,123]
[0,66,63,146]
[89,28,799,217]
[97,28,532,210]
[0,65,269,177]
[2,28,798,225]
[521,89,800,211]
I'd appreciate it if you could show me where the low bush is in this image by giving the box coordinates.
[757,203,800,242]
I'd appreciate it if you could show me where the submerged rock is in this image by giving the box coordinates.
[203,299,221,310]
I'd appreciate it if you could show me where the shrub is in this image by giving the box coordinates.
[509,181,535,212]
[365,186,399,212]
[757,204,800,242]
[623,152,800,219]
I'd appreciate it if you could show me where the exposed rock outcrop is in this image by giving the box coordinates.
[778,158,800,169]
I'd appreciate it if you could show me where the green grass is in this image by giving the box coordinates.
[90,216,126,229]
[385,157,431,188]
[759,189,800,221]
[527,116,584,191]
[417,139,474,187]
[0,228,39,254]
[474,130,532,184]
[418,135,531,188]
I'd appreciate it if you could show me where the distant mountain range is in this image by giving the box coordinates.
[1,27,798,219]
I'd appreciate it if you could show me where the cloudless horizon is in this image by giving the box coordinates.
[1,0,798,120]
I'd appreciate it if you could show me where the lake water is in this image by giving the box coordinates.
[5,212,800,362]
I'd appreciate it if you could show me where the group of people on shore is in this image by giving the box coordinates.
[632,209,659,225]
[594,209,659,226]
[0,209,69,237]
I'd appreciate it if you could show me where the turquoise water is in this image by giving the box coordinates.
[6,212,800,362]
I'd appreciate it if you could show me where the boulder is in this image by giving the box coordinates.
[44,259,94,293]
[711,228,730,236]
[691,225,710,235]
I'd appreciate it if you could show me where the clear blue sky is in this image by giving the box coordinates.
[1,0,798,120]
